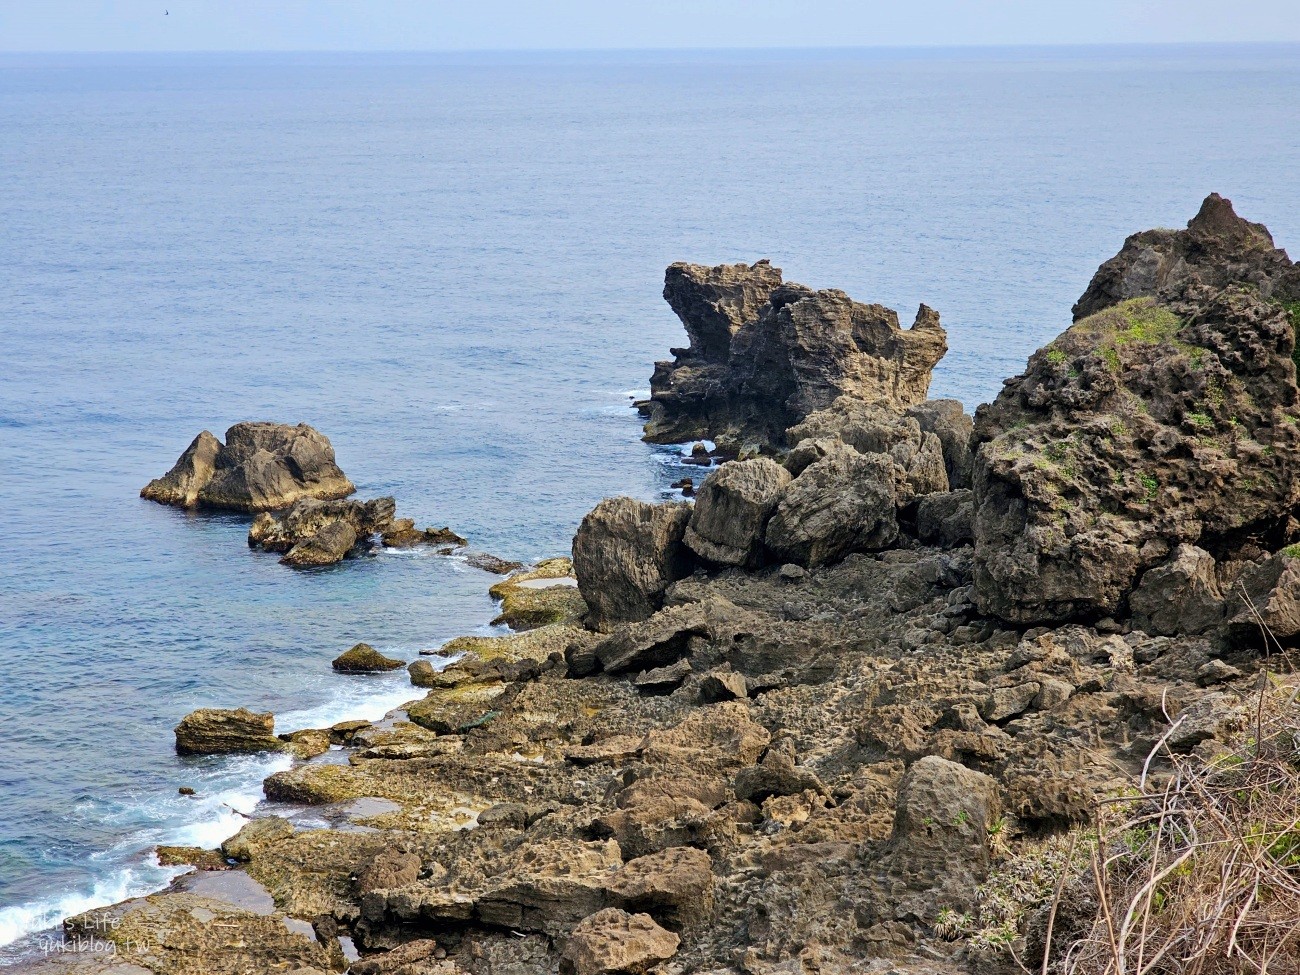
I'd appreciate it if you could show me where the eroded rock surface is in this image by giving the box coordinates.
[174,707,284,756]
[573,497,693,631]
[142,422,355,512]
[973,194,1300,624]
[641,260,948,452]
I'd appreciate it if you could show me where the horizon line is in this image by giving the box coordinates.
[4,39,1300,56]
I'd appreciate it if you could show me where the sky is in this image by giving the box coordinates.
[0,0,1297,52]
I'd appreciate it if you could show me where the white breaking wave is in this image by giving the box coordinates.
[0,665,437,955]
[0,864,181,949]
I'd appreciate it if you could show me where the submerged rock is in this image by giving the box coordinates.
[972,194,1300,625]
[142,422,355,512]
[381,520,468,549]
[641,260,948,452]
[174,707,284,755]
[573,497,694,631]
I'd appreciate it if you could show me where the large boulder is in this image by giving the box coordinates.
[561,909,679,975]
[249,496,396,567]
[332,642,405,673]
[143,422,355,512]
[972,195,1300,625]
[787,396,950,500]
[573,498,693,632]
[1129,544,1225,636]
[640,260,948,452]
[905,398,975,489]
[174,707,284,755]
[764,442,899,566]
[862,756,1000,924]
[684,458,790,567]
[139,430,223,507]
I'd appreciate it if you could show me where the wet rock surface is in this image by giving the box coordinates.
[173,707,284,756]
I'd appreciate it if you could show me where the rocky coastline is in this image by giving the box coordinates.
[24,195,1300,975]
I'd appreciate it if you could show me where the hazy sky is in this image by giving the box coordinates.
[0,0,1296,52]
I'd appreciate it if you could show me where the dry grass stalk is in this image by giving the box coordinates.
[1051,673,1300,975]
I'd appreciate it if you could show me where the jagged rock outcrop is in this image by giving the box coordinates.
[142,422,355,512]
[1074,192,1300,319]
[174,707,284,755]
[573,498,694,631]
[972,195,1300,624]
[640,260,948,452]
[249,496,397,567]
[79,200,1300,975]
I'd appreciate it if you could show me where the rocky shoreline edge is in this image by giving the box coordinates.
[17,194,1300,975]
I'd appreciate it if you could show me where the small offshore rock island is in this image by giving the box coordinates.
[31,194,1300,974]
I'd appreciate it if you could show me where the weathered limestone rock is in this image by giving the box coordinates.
[174,707,284,755]
[63,891,335,973]
[865,756,1001,923]
[641,260,948,452]
[662,258,785,362]
[905,399,976,489]
[915,489,974,548]
[282,728,331,759]
[1129,544,1225,636]
[280,519,357,567]
[561,908,680,975]
[333,642,405,673]
[1224,550,1300,641]
[787,396,950,500]
[1074,192,1300,319]
[684,458,790,567]
[139,430,222,507]
[573,498,693,631]
[143,422,355,512]
[765,442,898,566]
[249,496,396,567]
[972,195,1300,625]
[355,847,421,895]
[607,847,714,929]
[697,668,748,702]
[733,740,826,803]
[221,816,294,862]
[381,520,467,549]
[489,559,588,630]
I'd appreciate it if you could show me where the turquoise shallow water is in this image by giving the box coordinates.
[1,45,1298,960]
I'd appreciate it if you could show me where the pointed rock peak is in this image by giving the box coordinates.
[912,303,942,330]
[1187,192,1274,246]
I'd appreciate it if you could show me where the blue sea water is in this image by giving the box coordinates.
[1,45,1298,959]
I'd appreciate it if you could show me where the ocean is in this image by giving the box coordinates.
[1,45,1297,961]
